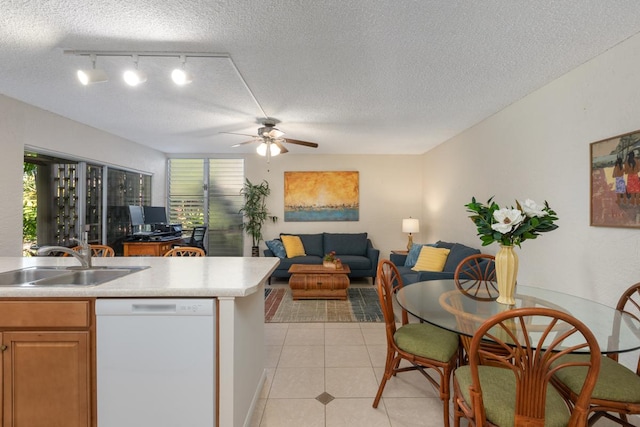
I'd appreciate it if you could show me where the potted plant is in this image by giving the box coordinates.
[239,179,277,257]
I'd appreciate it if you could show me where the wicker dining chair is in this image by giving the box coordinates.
[163,247,206,257]
[453,254,498,301]
[552,281,640,427]
[69,244,115,257]
[453,307,601,427]
[373,260,460,427]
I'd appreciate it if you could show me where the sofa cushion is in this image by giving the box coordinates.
[442,243,481,272]
[281,235,306,257]
[265,239,286,258]
[281,233,324,257]
[412,246,450,272]
[337,255,371,271]
[324,233,368,256]
[404,243,436,267]
[276,255,323,270]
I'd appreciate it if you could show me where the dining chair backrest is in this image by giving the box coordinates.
[612,281,640,372]
[377,259,408,332]
[466,307,601,426]
[453,254,498,300]
[69,244,115,257]
[164,247,206,257]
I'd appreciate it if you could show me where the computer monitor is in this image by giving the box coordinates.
[128,205,145,226]
[143,206,168,225]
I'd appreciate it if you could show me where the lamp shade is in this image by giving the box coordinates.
[402,218,420,233]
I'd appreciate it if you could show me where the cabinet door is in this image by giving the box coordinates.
[3,331,90,427]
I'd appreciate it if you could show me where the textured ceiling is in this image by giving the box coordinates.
[2,1,640,155]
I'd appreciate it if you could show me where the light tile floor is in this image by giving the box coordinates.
[251,321,639,427]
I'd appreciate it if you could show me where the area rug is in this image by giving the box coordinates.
[264,287,383,323]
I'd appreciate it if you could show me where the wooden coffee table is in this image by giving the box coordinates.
[288,264,351,300]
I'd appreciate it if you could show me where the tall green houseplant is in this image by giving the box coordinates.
[239,179,277,256]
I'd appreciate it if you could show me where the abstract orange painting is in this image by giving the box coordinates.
[284,171,359,221]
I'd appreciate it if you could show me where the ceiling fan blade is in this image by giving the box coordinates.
[284,138,319,148]
[220,131,256,137]
[273,140,289,154]
[231,140,258,147]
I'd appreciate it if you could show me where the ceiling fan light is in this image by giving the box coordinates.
[256,142,281,157]
[171,68,193,85]
[77,68,108,85]
[123,69,147,86]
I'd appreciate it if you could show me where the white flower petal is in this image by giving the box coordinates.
[521,199,546,217]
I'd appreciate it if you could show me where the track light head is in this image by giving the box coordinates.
[77,68,108,85]
[77,54,107,85]
[171,68,193,85]
[123,55,147,86]
[123,69,147,86]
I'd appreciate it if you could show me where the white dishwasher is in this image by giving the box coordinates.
[96,299,216,427]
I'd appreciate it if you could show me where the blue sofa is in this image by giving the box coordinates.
[264,232,380,282]
[390,241,482,285]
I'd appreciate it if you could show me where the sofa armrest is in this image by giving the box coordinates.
[264,249,275,257]
[367,246,380,269]
[390,253,407,266]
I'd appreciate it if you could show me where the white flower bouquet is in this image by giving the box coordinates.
[465,197,558,247]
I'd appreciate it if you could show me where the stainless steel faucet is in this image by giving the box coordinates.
[37,231,92,269]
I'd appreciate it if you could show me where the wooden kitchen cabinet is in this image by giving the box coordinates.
[0,300,94,427]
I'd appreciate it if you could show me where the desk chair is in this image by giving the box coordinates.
[373,260,460,427]
[552,281,640,426]
[453,307,601,427]
[175,226,207,254]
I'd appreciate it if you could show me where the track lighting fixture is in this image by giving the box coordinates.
[77,54,108,85]
[63,50,270,125]
[123,55,147,86]
[171,55,193,85]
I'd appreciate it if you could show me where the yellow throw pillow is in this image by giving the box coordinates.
[411,246,450,272]
[281,235,306,258]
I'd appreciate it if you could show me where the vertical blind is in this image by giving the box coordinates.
[168,158,244,256]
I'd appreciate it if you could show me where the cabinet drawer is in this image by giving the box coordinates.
[0,300,91,328]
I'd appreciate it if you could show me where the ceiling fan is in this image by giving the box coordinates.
[223,119,318,159]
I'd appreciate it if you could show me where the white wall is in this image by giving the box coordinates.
[423,32,640,308]
[244,154,423,259]
[0,95,167,256]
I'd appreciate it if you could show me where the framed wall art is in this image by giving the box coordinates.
[284,171,359,221]
[590,129,640,228]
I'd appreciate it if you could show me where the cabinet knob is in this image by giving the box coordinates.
[0,344,7,352]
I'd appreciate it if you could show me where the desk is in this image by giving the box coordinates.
[123,238,182,256]
[396,280,640,354]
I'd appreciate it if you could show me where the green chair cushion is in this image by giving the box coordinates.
[394,323,459,362]
[552,354,640,403]
[455,365,571,427]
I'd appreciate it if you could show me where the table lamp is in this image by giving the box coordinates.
[402,218,420,251]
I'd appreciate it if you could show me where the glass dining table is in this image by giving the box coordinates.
[395,280,640,354]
